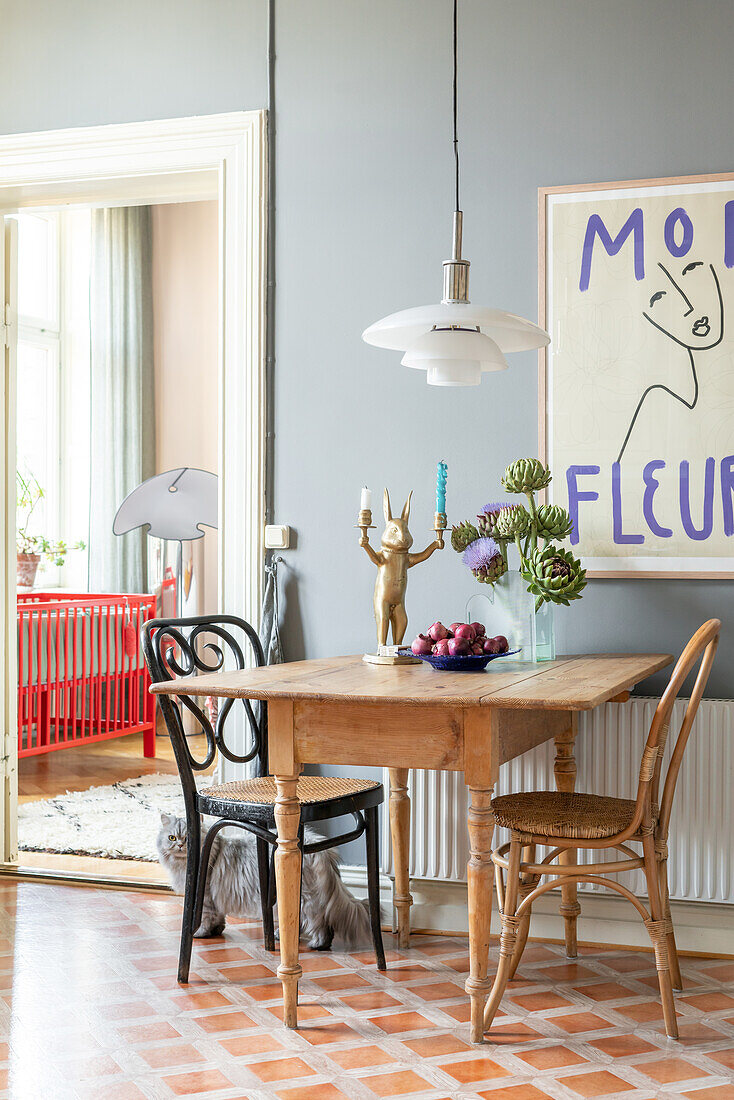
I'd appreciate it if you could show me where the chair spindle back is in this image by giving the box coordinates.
[634,619,720,837]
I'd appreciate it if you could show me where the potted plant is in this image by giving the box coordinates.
[16,470,85,588]
[451,458,586,660]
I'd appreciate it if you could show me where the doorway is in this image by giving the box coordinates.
[0,112,267,886]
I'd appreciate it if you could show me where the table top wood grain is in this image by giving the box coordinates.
[150,652,673,711]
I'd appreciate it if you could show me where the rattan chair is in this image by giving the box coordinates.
[142,615,386,983]
[484,619,720,1041]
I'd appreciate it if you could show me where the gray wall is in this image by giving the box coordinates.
[1,0,731,691]
[0,0,267,131]
[273,0,734,699]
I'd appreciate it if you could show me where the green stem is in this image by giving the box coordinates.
[525,490,539,552]
[514,534,526,572]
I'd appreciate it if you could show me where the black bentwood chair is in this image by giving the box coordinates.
[142,615,386,982]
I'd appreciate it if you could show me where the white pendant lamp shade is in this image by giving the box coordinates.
[361,0,550,386]
[364,303,549,355]
[401,326,507,386]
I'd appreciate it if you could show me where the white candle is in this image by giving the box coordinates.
[360,486,372,511]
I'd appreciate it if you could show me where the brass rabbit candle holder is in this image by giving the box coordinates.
[357,488,447,665]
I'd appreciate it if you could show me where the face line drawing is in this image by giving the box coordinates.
[656,261,694,314]
[641,261,723,351]
[616,259,724,464]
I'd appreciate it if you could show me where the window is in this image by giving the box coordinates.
[16,210,91,588]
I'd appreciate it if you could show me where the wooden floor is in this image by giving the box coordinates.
[16,725,212,886]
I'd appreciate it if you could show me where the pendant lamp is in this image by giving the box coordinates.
[362,0,550,386]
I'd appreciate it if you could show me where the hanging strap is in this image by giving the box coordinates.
[123,597,137,658]
[259,553,284,665]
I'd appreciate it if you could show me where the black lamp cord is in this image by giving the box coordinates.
[453,0,460,213]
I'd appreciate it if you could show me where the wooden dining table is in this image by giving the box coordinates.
[151,650,672,1043]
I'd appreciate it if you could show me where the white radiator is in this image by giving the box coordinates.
[380,698,734,904]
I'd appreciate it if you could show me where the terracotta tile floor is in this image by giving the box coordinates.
[0,881,732,1098]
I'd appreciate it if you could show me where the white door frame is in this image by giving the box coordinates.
[1,220,18,862]
[0,112,267,862]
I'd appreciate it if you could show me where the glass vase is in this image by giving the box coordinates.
[533,597,555,662]
[465,569,555,663]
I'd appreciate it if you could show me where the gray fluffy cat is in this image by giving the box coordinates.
[157,813,372,950]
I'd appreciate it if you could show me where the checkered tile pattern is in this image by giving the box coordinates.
[0,880,732,1098]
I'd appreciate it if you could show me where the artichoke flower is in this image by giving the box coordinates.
[476,512,494,537]
[535,503,573,541]
[494,503,531,539]
[462,537,507,584]
[451,521,480,553]
[502,458,552,494]
[520,544,586,608]
[477,501,514,536]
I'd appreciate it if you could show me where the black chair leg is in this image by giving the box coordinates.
[297,824,305,928]
[178,812,201,983]
[268,844,277,909]
[193,824,222,933]
[256,836,276,951]
[365,805,387,971]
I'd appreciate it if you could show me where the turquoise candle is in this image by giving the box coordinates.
[436,461,448,514]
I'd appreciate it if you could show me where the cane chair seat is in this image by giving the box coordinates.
[491,790,639,840]
[202,775,381,806]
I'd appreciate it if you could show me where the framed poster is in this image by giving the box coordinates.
[540,172,734,578]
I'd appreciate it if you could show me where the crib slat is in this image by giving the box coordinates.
[37,604,44,749]
[17,605,25,753]
[72,605,79,744]
[105,600,111,735]
[53,605,60,747]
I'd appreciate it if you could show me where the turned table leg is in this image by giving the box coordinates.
[465,785,495,1043]
[270,699,302,1030]
[274,773,302,1028]
[388,767,412,949]
[554,714,580,958]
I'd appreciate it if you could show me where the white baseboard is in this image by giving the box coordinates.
[341,866,734,957]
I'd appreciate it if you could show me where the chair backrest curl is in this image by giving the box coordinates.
[142,615,267,818]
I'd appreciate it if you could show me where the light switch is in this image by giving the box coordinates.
[264,524,290,549]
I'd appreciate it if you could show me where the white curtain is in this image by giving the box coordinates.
[88,207,154,593]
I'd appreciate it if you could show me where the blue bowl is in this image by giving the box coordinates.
[399,648,521,672]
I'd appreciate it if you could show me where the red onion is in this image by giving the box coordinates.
[428,621,450,642]
[448,637,471,656]
[453,624,475,642]
[411,634,433,656]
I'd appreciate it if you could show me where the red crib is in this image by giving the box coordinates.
[17,592,157,759]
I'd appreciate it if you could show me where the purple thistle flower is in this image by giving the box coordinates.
[462,536,506,584]
[462,536,501,571]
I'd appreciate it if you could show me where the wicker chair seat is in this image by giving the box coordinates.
[202,775,380,806]
[492,790,638,840]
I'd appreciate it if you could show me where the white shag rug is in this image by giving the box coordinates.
[19,774,208,862]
